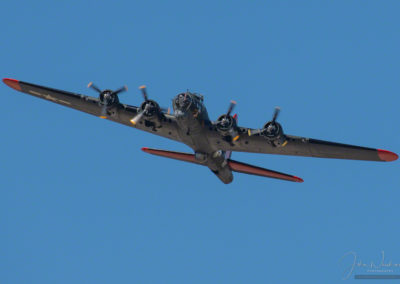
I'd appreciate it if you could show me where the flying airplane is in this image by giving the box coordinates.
[3,78,398,184]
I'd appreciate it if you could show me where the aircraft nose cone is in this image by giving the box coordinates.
[377,149,398,162]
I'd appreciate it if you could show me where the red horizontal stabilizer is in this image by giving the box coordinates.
[228,159,303,182]
[141,147,200,165]
[141,147,303,183]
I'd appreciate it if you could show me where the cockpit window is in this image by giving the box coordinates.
[174,92,192,110]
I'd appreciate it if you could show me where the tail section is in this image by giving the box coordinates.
[141,147,303,183]
[141,147,233,184]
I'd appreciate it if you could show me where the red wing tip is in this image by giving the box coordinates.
[141,147,150,152]
[3,78,22,91]
[377,149,398,162]
[293,176,304,183]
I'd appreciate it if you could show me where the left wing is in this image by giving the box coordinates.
[3,78,181,142]
[215,130,398,162]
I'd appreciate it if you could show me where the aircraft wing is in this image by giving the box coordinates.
[220,131,398,162]
[3,78,181,142]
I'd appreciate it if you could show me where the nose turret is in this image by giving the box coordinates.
[173,92,192,111]
[173,91,208,120]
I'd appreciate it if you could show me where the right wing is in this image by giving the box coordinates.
[218,130,398,162]
[3,78,181,142]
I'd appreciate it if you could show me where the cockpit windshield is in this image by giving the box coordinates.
[174,92,192,111]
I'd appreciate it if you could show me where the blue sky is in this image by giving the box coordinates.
[2,1,399,283]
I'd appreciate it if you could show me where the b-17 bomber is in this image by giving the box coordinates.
[3,78,398,184]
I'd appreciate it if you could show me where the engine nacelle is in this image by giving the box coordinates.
[216,114,239,141]
[99,90,119,106]
[261,121,287,147]
[139,99,163,128]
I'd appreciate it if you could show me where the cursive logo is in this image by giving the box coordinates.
[340,251,400,280]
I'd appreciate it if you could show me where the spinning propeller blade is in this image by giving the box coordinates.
[112,85,128,95]
[87,82,102,93]
[139,85,149,101]
[100,104,108,118]
[272,106,280,123]
[226,100,236,116]
[130,103,151,125]
[247,129,263,136]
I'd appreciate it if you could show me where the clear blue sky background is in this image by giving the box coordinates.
[2,1,399,283]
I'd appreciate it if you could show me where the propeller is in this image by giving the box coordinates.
[215,100,240,142]
[113,85,129,96]
[248,106,281,136]
[271,106,280,123]
[139,85,149,102]
[226,100,236,116]
[87,82,128,118]
[87,82,128,96]
[87,82,102,93]
[130,103,151,125]
[130,85,169,125]
[218,100,237,129]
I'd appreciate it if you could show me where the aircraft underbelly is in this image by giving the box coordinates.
[176,117,211,153]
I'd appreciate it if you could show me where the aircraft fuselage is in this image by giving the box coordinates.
[172,92,233,183]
